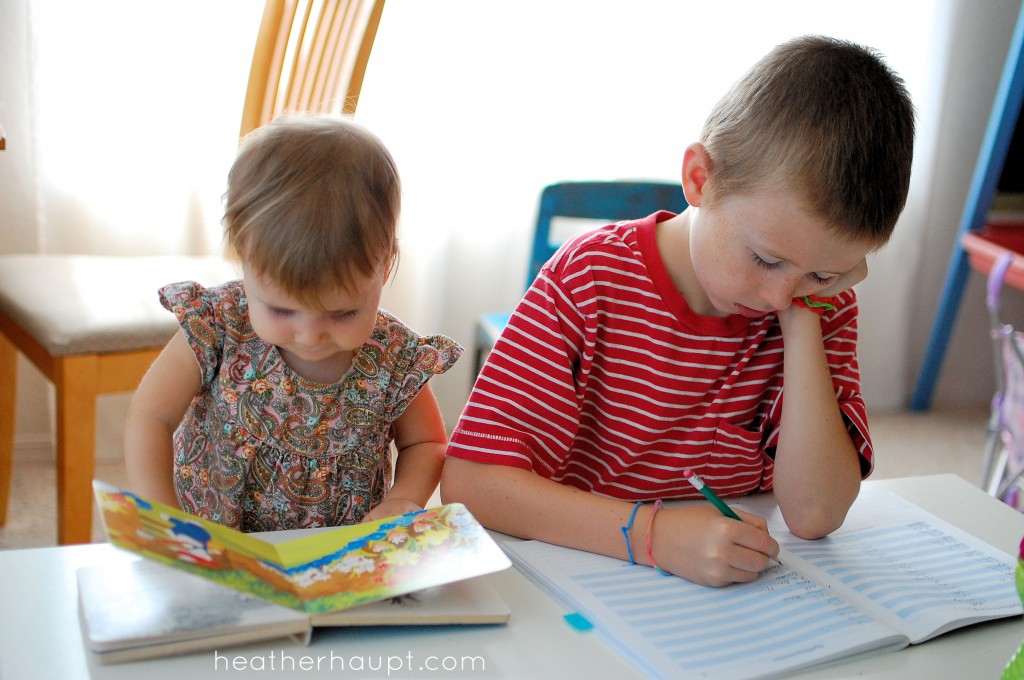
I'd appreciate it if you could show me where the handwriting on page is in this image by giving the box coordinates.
[781,519,1018,624]
[571,563,879,673]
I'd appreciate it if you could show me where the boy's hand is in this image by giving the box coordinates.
[816,256,868,298]
[646,506,780,586]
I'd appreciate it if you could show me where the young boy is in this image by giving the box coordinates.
[441,36,914,586]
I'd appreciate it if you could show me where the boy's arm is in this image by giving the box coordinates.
[362,385,447,522]
[772,302,863,539]
[124,330,201,506]
[441,457,779,587]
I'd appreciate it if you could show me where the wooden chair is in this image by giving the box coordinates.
[0,0,386,545]
[242,0,385,136]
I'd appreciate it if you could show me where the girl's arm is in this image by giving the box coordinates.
[441,457,779,587]
[124,330,202,506]
[361,384,448,522]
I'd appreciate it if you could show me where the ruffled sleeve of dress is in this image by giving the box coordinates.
[158,280,244,386]
[355,309,463,423]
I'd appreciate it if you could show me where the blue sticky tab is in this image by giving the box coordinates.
[563,612,593,631]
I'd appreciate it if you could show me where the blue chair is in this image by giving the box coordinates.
[473,180,688,375]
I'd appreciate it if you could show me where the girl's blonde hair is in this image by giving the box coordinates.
[700,35,915,244]
[223,114,401,306]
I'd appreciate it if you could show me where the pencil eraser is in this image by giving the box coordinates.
[683,469,694,479]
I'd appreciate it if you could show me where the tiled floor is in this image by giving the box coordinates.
[0,406,996,550]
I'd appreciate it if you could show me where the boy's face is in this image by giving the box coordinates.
[686,186,874,318]
[243,265,385,379]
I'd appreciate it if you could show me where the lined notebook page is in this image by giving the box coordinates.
[765,487,1022,642]
[504,541,905,680]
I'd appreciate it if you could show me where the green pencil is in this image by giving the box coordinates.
[683,469,742,520]
[683,468,782,567]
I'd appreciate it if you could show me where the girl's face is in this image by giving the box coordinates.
[243,265,385,381]
[685,187,873,318]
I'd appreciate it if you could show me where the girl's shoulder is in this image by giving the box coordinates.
[364,308,462,377]
[158,279,245,319]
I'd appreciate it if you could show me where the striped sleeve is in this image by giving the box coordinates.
[449,254,589,474]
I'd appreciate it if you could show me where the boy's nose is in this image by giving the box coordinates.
[764,279,801,311]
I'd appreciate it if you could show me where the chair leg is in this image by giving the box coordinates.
[54,355,98,545]
[0,332,16,526]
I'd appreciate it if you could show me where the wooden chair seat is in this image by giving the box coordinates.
[0,255,237,544]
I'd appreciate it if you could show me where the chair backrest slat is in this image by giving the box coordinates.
[240,0,385,139]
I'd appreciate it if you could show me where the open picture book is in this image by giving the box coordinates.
[82,480,511,663]
[503,487,1023,680]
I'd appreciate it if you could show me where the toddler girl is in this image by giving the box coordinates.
[125,114,461,530]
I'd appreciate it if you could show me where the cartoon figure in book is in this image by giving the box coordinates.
[165,518,216,568]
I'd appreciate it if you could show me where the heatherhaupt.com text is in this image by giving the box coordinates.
[213,650,488,674]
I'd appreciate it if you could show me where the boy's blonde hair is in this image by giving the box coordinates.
[223,114,401,306]
[700,35,915,243]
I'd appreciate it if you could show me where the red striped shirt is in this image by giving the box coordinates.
[448,213,872,500]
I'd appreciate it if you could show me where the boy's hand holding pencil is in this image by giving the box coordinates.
[638,474,781,587]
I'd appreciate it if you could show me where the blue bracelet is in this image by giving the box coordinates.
[620,501,643,564]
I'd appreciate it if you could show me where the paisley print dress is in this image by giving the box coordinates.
[159,280,462,531]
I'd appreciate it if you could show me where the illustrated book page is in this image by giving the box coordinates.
[92,480,511,615]
[78,560,510,663]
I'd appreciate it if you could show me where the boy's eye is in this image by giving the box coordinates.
[752,252,837,286]
[750,252,781,270]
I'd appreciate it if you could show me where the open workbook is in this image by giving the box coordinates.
[81,481,511,663]
[504,488,1023,680]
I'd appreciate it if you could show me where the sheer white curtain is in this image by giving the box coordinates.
[3,1,1018,458]
[28,1,259,255]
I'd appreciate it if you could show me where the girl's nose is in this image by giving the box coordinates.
[295,319,327,343]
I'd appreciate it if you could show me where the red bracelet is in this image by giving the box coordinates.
[645,499,670,576]
[792,294,837,316]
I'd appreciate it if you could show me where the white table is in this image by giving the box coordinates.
[2,474,1023,679]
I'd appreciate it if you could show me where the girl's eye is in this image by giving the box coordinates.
[329,310,357,322]
[269,307,293,317]
[750,252,781,270]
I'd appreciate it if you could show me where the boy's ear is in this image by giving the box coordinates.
[681,143,711,207]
